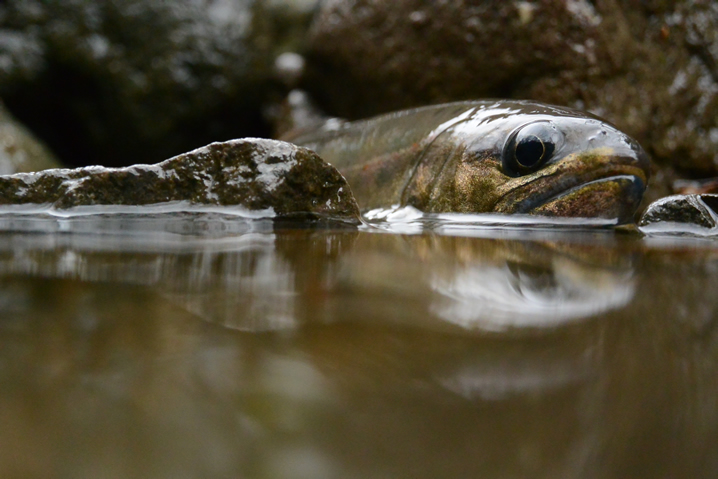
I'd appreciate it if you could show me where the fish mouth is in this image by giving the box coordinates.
[493,159,648,224]
[527,174,646,224]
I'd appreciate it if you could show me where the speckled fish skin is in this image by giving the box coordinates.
[286,100,651,224]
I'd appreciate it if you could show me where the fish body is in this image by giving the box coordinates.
[286,100,650,223]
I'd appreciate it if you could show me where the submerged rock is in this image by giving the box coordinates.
[0,0,318,168]
[639,194,718,233]
[303,1,718,192]
[0,139,360,222]
[0,100,61,174]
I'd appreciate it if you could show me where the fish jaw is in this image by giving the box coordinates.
[491,146,650,224]
[528,174,646,224]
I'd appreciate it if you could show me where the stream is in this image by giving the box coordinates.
[0,212,716,478]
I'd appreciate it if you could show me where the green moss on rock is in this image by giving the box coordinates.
[0,138,360,222]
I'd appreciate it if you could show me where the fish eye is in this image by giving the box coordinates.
[502,121,563,176]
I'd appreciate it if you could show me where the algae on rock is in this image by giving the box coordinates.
[0,138,360,222]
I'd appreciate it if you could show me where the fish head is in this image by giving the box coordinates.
[433,101,650,224]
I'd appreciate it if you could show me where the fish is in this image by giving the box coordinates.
[285,100,650,224]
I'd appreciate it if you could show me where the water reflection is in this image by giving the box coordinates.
[0,228,635,333]
[317,235,636,334]
[430,252,634,331]
[0,226,716,477]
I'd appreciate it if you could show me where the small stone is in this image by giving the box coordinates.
[638,194,718,231]
[0,138,360,222]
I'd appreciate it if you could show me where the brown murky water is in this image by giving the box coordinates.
[0,216,716,478]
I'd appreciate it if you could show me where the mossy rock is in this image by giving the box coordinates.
[0,138,360,222]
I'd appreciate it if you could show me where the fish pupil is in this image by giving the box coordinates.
[502,121,562,177]
[515,136,546,167]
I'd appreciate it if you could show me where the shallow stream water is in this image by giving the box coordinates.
[0,210,716,478]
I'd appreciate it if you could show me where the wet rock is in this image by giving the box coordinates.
[0,100,60,174]
[0,138,360,222]
[0,0,318,168]
[304,1,718,184]
[639,194,718,232]
[306,0,601,118]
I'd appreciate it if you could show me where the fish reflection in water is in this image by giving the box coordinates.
[0,219,635,334]
[0,222,633,413]
[0,220,632,408]
[430,256,634,331]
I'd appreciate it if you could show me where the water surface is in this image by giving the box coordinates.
[0,211,716,478]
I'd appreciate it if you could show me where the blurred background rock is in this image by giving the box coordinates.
[0,99,60,173]
[0,0,318,168]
